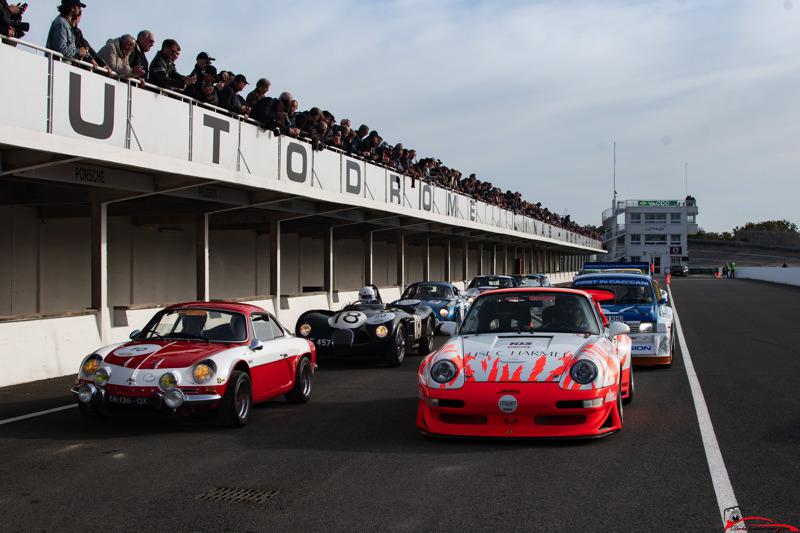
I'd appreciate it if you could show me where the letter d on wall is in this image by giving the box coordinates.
[69,72,114,139]
[345,160,362,195]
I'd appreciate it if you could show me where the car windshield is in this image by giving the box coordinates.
[516,277,543,287]
[574,281,655,305]
[402,284,453,300]
[140,309,248,342]
[468,277,516,289]
[461,292,601,335]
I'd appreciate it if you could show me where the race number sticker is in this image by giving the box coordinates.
[367,312,396,325]
[113,344,162,358]
[328,311,368,329]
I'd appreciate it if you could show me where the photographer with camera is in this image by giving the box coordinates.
[0,1,29,43]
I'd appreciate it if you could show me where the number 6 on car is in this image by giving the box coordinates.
[71,302,316,427]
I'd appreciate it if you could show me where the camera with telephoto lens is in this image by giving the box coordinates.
[6,3,29,38]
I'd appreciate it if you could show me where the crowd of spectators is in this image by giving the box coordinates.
[4,0,601,241]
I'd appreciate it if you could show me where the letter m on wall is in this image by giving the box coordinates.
[69,72,115,139]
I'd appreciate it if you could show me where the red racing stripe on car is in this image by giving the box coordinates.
[527,357,548,381]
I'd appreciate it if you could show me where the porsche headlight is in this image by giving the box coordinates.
[638,322,654,334]
[192,362,216,384]
[299,323,312,337]
[570,360,598,385]
[375,325,389,338]
[431,360,458,384]
[159,372,178,391]
[94,368,110,388]
[439,308,450,318]
[81,355,102,377]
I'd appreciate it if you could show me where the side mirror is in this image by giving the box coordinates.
[607,322,630,338]
[250,339,264,351]
[439,322,458,338]
[129,329,141,340]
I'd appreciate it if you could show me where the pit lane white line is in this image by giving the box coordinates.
[0,404,75,426]
[669,285,742,531]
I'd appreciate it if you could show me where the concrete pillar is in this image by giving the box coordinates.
[504,246,508,275]
[445,240,452,283]
[478,244,484,275]
[364,230,373,286]
[422,237,430,281]
[270,216,281,319]
[463,239,469,283]
[324,226,334,308]
[492,244,497,274]
[91,202,109,343]
[196,213,209,301]
[396,231,405,290]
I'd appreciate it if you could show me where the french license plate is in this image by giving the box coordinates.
[608,315,624,322]
[107,394,152,407]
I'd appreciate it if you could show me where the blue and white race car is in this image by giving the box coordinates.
[392,282,469,326]
[572,273,674,366]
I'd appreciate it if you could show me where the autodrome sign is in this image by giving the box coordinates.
[0,45,601,250]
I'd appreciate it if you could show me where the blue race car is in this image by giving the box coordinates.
[392,282,469,327]
[572,273,675,366]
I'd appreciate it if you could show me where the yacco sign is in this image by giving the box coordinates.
[637,200,680,207]
[29,57,601,249]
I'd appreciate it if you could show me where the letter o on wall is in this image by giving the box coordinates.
[421,184,433,212]
[286,142,308,183]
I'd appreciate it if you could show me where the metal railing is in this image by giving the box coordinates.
[0,36,603,249]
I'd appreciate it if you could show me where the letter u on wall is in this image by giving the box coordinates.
[69,72,115,139]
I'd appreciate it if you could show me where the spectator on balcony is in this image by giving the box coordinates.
[189,51,214,80]
[129,30,154,74]
[46,0,87,60]
[218,74,251,116]
[246,78,271,108]
[1,1,27,41]
[149,39,195,91]
[71,13,113,75]
[187,64,219,106]
[98,34,142,79]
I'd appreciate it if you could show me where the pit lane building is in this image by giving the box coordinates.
[603,198,699,274]
[0,41,603,386]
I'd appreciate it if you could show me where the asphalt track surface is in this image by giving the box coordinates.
[0,278,797,532]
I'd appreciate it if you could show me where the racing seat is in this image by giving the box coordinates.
[231,314,248,341]
[181,314,207,337]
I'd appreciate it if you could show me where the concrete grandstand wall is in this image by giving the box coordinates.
[737,267,800,287]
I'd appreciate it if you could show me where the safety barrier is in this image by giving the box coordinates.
[736,267,800,287]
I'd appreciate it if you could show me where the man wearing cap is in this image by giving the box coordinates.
[46,0,87,59]
[218,74,251,116]
[246,78,271,108]
[188,51,215,99]
[148,39,196,91]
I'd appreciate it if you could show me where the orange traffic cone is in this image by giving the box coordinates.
[665,273,672,285]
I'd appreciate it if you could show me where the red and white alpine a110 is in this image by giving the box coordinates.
[71,302,316,427]
[417,288,633,438]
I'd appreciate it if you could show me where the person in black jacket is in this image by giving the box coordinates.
[129,30,154,75]
[218,74,251,116]
[148,39,195,91]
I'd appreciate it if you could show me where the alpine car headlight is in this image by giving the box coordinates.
[192,361,216,384]
[570,360,598,385]
[299,323,312,337]
[375,325,389,338]
[638,322,654,334]
[431,360,458,384]
[159,372,178,391]
[467,297,474,305]
[94,368,110,388]
[439,308,450,318]
[81,355,102,377]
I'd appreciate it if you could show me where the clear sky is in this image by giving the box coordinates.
[19,0,800,232]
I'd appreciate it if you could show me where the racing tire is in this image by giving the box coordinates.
[285,357,313,404]
[418,318,435,355]
[617,378,624,428]
[218,370,252,428]
[623,369,635,405]
[666,327,675,368]
[385,324,406,368]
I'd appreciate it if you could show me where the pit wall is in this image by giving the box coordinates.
[0,273,578,388]
[737,267,800,287]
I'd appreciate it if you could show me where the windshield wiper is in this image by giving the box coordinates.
[145,330,165,340]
